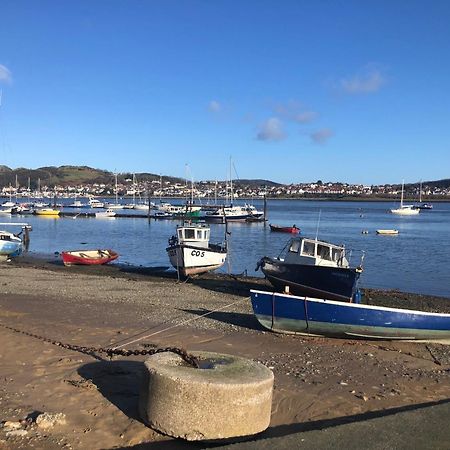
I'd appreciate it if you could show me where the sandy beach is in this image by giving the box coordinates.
[1,257,449,449]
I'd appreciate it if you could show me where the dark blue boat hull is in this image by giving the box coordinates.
[259,257,361,302]
[250,290,450,340]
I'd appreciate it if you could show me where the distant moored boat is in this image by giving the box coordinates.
[269,224,300,234]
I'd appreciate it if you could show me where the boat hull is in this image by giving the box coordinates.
[61,249,119,266]
[376,229,399,235]
[390,207,420,215]
[269,224,300,233]
[259,257,361,302]
[166,244,226,276]
[250,290,450,340]
[0,240,22,257]
[205,214,249,223]
[34,209,60,216]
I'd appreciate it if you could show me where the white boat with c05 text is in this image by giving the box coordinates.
[166,223,227,276]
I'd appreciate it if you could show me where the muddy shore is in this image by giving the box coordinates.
[1,257,449,449]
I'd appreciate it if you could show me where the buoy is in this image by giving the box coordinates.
[139,351,274,441]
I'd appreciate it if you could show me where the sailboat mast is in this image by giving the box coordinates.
[114,173,118,205]
[419,180,423,203]
[229,156,233,206]
[400,180,405,207]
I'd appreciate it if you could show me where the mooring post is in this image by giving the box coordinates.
[146,182,151,221]
[263,193,267,226]
[23,226,30,245]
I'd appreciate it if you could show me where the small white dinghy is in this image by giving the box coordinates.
[166,223,227,276]
[376,229,399,235]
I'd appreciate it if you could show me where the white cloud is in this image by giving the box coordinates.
[310,128,333,144]
[208,100,222,113]
[293,111,318,124]
[273,100,317,124]
[257,117,286,142]
[340,65,386,94]
[0,64,12,84]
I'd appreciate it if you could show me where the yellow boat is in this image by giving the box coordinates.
[34,208,60,216]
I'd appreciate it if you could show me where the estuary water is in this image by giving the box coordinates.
[2,199,450,298]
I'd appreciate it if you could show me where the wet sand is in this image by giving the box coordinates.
[1,257,449,449]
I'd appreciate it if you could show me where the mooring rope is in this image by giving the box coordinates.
[111,296,249,350]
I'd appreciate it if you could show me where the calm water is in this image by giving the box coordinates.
[2,199,450,298]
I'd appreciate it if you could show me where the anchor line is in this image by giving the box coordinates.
[111,296,249,350]
[0,322,200,368]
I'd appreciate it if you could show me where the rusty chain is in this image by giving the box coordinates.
[0,322,199,368]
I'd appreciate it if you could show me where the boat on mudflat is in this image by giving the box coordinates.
[269,224,300,234]
[256,236,364,302]
[0,230,23,259]
[61,249,119,266]
[250,289,450,341]
[166,223,227,276]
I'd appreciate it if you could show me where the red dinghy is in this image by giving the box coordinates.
[269,224,300,234]
[61,249,119,266]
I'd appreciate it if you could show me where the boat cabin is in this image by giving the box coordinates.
[175,224,210,248]
[282,237,349,268]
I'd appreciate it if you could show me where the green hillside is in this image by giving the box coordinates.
[0,166,184,188]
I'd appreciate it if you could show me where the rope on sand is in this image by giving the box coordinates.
[111,296,249,350]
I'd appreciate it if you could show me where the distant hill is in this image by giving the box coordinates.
[421,179,450,189]
[232,179,282,187]
[0,165,184,188]
[0,165,448,190]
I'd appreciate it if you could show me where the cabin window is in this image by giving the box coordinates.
[184,229,195,239]
[289,240,301,253]
[302,241,315,256]
[317,244,331,260]
[196,230,202,239]
[178,230,183,239]
[332,248,342,262]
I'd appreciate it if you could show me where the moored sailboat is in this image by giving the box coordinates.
[390,181,420,215]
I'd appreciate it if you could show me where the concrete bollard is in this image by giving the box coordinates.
[139,351,274,441]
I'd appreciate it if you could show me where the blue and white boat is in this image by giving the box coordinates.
[250,290,450,341]
[0,230,23,259]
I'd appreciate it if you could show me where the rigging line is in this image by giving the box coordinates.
[111,296,248,350]
[315,209,322,241]
[232,162,240,181]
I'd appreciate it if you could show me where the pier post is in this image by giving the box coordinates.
[263,193,267,226]
[146,183,151,220]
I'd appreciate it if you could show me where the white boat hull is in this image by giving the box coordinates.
[390,208,420,216]
[167,244,226,276]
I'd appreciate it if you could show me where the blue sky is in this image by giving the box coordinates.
[1,0,449,184]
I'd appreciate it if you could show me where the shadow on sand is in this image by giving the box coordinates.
[179,308,264,332]
[79,360,450,450]
[107,398,450,449]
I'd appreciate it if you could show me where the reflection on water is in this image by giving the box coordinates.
[2,199,450,298]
